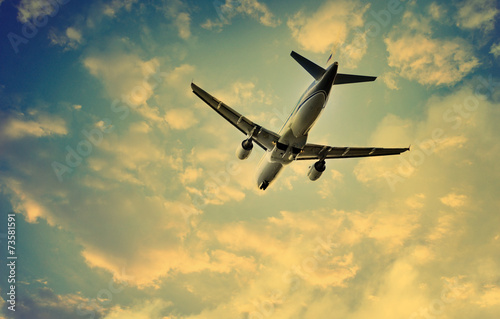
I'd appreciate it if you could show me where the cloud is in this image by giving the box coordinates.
[0,112,67,140]
[175,12,191,39]
[490,42,500,58]
[354,85,497,188]
[161,0,192,40]
[165,108,198,130]
[440,192,467,208]
[49,27,83,50]
[83,47,163,107]
[102,0,138,17]
[287,0,369,54]
[16,0,58,23]
[1,178,50,223]
[380,71,400,90]
[385,34,479,86]
[202,0,280,31]
[428,2,446,20]
[7,287,107,319]
[475,285,500,308]
[456,0,499,32]
[102,299,171,319]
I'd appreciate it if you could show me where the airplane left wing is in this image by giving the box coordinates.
[296,143,409,160]
[191,83,280,150]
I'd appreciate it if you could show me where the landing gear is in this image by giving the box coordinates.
[259,180,270,190]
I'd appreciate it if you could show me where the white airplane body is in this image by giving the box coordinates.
[192,51,408,190]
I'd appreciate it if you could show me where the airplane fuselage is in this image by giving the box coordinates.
[256,62,339,189]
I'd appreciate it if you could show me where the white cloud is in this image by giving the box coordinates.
[210,80,273,108]
[1,113,67,140]
[440,192,467,208]
[428,2,446,20]
[385,34,479,86]
[49,27,83,50]
[202,0,280,31]
[354,86,496,188]
[456,0,499,32]
[83,49,162,107]
[475,285,500,307]
[1,178,50,223]
[287,0,369,55]
[11,287,107,319]
[380,71,400,90]
[161,0,192,39]
[175,12,191,39]
[179,166,203,184]
[103,299,171,319]
[17,0,57,23]
[490,42,500,58]
[165,108,198,130]
[102,0,138,17]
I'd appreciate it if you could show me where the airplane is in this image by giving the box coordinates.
[191,51,409,190]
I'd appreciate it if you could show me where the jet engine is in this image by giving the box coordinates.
[236,139,253,160]
[308,160,326,181]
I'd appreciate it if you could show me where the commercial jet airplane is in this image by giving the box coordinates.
[191,51,409,190]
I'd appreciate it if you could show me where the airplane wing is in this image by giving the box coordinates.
[191,83,280,150]
[296,143,409,160]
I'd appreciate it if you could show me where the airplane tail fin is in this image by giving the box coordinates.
[291,51,325,81]
[291,50,377,84]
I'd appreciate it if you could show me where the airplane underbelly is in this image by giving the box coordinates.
[255,153,284,189]
[291,92,326,137]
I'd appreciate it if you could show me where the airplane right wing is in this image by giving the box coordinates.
[334,73,377,85]
[296,143,409,160]
[191,82,280,151]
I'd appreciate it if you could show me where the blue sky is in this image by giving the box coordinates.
[0,0,499,318]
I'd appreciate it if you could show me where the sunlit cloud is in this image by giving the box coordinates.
[1,112,67,140]
[83,50,161,106]
[202,0,280,31]
[385,34,479,86]
[440,192,468,208]
[102,0,138,17]
[49,26,83,50]
[287,0,369,54]
[490,42,500,58]
[12,287,107,319]
[16,0,57,23]
[455,0,499,32]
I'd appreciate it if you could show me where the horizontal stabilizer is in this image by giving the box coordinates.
[291,51,325,81]
[334,73,376,85]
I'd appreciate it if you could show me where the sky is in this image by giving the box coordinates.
[0,0,499,318]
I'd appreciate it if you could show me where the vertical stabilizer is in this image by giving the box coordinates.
[325,44,339,68]
[290,51,325,81]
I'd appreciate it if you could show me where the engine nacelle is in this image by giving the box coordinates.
[236,139,253,160]
[308,160,326,181]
